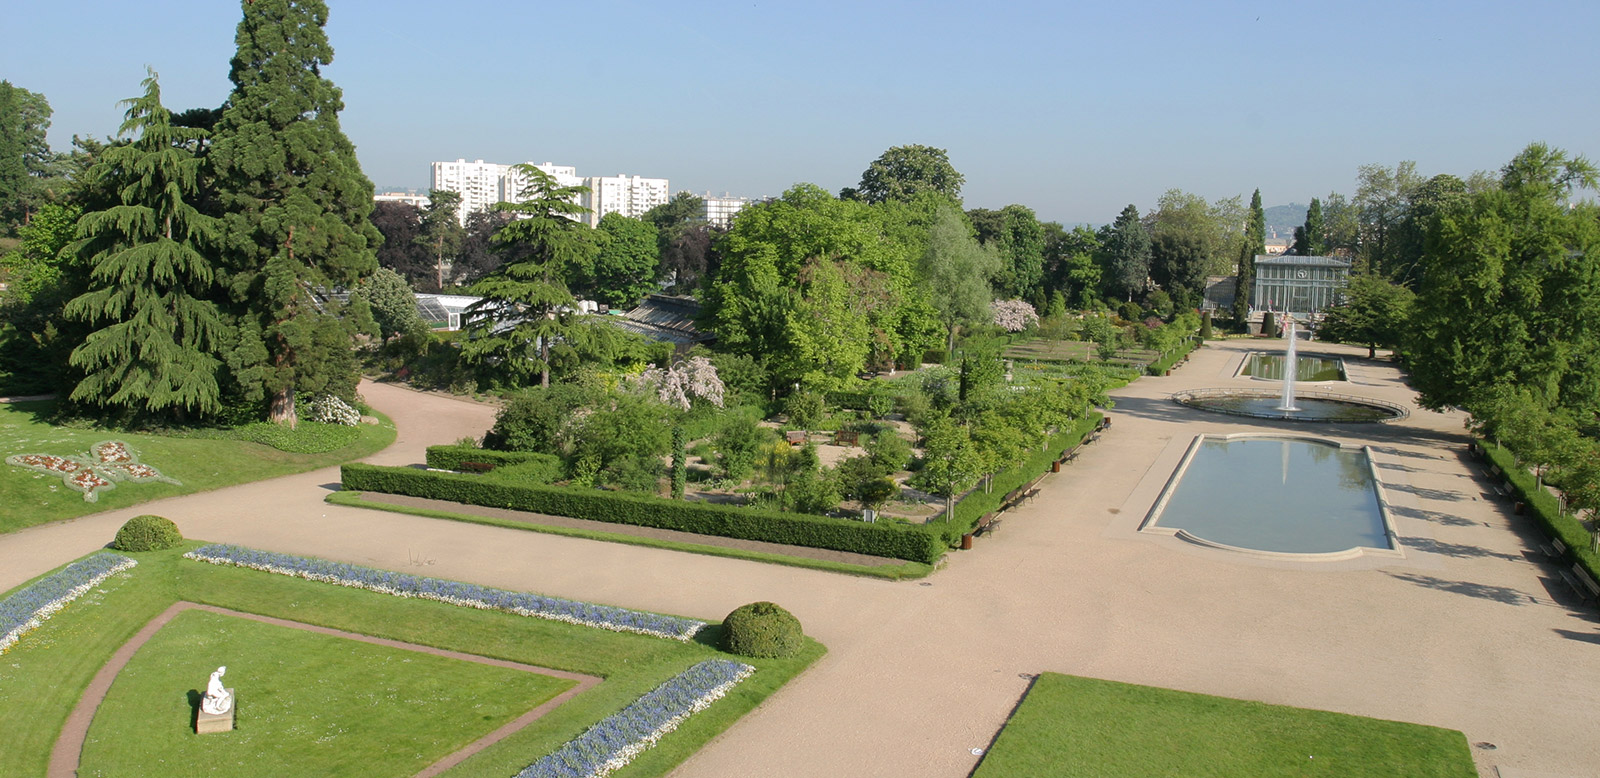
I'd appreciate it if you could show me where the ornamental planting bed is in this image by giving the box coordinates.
[0,545,822,778]
[185,544,706,641]
[0,552,135,654]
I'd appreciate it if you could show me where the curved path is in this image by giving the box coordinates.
[5,357,1598,778]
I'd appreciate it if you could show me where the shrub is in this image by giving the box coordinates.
[341,463,945,563]
[723,601,803,658]
[113,515,183,552]
[426,445,561,474]
[301,394,360,426]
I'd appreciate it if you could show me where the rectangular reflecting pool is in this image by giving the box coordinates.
[1241,353,1346,382]
[1142,435,1394,557]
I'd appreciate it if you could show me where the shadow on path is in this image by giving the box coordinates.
[1389,504,1480,527]
[1402,537,1522,562]
[1384,483,1467,502]
[1385,572,1531,605]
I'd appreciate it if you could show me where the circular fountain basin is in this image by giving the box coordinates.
[1171,388,1407,422]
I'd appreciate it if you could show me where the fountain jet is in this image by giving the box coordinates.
[1277,315,1300,412]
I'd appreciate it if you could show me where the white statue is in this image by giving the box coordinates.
[201,666,233,715]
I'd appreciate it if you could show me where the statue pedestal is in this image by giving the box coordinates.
[195,690,235,734]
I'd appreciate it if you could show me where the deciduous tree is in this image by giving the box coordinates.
[854,144,964,205]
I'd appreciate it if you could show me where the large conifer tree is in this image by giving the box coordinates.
[208,0,379,424]
[1232,188,1265,322]
[65,72,225,420]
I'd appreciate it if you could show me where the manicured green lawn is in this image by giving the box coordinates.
[80,609,573,777]
[973,673,1477,778]
[0,545,822,778]
[0,401,396,533]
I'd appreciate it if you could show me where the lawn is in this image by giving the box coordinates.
[80,609,573,777]
[973,673,1477,778]
[0,400,396,533]
[0,545,823,778]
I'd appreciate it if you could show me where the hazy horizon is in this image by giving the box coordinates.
[4,0,1596,225]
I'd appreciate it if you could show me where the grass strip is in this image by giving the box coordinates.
[326,490,935,580]
[974,673,1476,778]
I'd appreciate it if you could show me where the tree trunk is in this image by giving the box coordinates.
[540,336,550,388]
[269,386,297,429]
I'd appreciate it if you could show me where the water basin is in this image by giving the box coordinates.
[1141,434,1398,558]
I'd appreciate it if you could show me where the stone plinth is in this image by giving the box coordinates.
[195,690,235,734]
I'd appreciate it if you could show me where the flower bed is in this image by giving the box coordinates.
[6,440,179,502]
[517,659,754,778]
[182,544,705,641]
[1,553,136,654]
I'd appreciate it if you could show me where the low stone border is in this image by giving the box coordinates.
[48,601,601,778]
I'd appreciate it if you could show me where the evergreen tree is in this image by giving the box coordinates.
[1303,197,1324,255]
[1102,204,1151,302]
[207,0,380,424]
[64,72,225,420]
[461,165,593,388]
[1232,188,1265,322]
[416,189,463,291]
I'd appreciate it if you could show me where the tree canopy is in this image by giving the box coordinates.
[208,0,380,423]
[64,72,226,420]
[853,144,965,205]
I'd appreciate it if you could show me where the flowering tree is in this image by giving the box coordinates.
[991,299,1040,332]
[636,356,725,411]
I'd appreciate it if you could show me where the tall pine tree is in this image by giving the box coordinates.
[460,165,593,388]
[65,71,225,420]
[1232,188,1265,322]
[1103,204,1151,302]
[208,0,380,424]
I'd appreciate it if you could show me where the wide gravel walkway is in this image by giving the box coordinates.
[4,356,1595,778]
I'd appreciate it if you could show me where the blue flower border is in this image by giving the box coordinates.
[1,552,136,654]
[183,544,705,641]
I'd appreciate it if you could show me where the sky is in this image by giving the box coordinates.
[3,0,1597,225]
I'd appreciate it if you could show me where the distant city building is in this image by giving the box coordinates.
[429,159,668,227]
[699,193,748,228]
[1252,255,1351,316]
[581,174,670,227]
[374,191,430,209]
[430,159,507,224]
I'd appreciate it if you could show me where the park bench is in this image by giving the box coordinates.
[784,430,806,446]
[1560,563,1600,603]
[832,430,860,447]
[975,512,1001,536]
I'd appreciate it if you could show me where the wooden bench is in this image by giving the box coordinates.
[784,430,807,446]
[975,512,1001,536]
[832,429,860,447]
[1561,563,1600,602]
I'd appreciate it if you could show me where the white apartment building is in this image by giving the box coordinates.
[699,193,748,228]
[374,191,431,209]
[430,159,506,224]
[430,159,667,227]
[581,174,670,227]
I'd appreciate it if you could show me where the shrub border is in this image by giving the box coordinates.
[341,464,946,564]
[1479,440,1600,584]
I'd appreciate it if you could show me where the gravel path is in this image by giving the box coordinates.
[5,358,1598,777]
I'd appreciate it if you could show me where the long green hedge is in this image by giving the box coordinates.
[1480,441,1600,583]
[1145,337,1200,376]
[341,464,946,564]
[425,445,561,472]
[946,412,1103,539]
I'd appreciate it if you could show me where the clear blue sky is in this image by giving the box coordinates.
[4,0,1596,225]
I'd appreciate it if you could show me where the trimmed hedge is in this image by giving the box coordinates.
[425,445,563,473]
[342,464,946,564]
[1145,337,1200,376]
[946,413,1103,541]
[1480,441,1600,584]
[723,601,803,658]
[112,514,183,552]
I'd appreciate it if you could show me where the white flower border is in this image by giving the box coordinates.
[182,545,706,641]
[518,660,755,778]
[0,554,136,654]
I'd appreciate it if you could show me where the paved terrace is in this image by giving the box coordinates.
[2,345,1594,778]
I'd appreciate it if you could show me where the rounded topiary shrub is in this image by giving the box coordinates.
[113,514,183,552]
[723,601,803,658]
